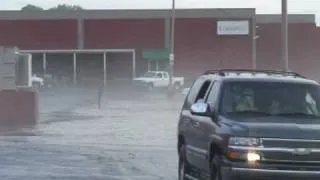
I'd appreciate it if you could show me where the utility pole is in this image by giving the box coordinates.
[252,15,257,69]
[282,0,289,71]
[168,0,176,97]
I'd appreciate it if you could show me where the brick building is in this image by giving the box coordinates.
[0,9,318,84]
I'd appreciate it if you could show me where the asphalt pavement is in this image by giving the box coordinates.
[0,87,184,180]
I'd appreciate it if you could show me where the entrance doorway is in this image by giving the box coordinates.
[148,59,168,72]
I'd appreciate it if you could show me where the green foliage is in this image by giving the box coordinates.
[21,4,44,11]
[21,4,84,11]
[48,4,84,11]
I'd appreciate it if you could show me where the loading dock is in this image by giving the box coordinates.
[21,49,136,86]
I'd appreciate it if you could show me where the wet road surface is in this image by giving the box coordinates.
[0,87,183,180]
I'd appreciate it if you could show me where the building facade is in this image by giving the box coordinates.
[0,9,318,84]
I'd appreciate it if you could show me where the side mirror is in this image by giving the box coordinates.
[190,100,210,116]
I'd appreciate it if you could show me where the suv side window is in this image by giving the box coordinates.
[187,77,206,105]
[207,81,220,106]
[195,80,212,103]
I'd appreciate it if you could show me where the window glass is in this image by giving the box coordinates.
[195,80,212,103]
[207,82,220,105]
[143,72,156,77]
[187,77,206,104]
[305,92,320,116]
[220,81,320,117]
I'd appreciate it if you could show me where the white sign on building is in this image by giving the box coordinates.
[217,20,250,35]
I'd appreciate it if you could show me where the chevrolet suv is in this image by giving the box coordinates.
[177,69,320,180]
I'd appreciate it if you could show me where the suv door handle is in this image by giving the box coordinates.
[192,121,200,128]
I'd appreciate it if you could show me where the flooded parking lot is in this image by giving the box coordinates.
[0,87,184,180]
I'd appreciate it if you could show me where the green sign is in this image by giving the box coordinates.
[142,49,170,60]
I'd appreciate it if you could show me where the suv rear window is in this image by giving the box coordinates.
[220,81,320,117]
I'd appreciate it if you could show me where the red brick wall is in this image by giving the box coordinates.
[84,19,164,49]
[0,20,77,49]
[256,23,320,81]
[84,19,165,75]
[174,18,253,76]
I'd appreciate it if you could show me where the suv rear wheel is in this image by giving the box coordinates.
[178,145,190,180]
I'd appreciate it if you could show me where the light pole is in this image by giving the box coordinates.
[282,0,289,71]
[168,0,175,97]
[252,15,257,69]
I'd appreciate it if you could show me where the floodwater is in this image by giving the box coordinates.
[0,87,183,180]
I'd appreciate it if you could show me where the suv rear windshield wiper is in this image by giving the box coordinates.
[276,112,320,118]
[225,111,272,116]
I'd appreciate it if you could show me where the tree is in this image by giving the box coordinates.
[21,3,83,12]
[48,4,84,11]
[21,4,44,11]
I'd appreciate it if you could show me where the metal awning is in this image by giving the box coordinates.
[21,49,136,86]
[20,49,135,54]
[142,49,169,60]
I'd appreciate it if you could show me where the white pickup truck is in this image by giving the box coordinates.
[133,71,184,90]
[31,74,44,88]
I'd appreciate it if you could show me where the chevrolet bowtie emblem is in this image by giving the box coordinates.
[292,148,311,156]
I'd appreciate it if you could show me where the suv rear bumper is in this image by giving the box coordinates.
[221,161,320,180]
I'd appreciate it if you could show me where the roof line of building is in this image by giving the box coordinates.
[0,8,255,20]
[20,49,135,53]
[0,9,315,23]
[256,14,315,24]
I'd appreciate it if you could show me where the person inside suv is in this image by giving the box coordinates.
[221,81,320,117]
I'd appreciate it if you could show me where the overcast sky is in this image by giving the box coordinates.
[1,0,320,14]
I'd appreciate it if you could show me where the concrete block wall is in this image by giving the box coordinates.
[0,46,38,126]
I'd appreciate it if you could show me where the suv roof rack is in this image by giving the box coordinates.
[204,69,305,78]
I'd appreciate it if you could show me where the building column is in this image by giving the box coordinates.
[156,60,159,71]
[132,50,136,78]
[28,54,32,87]
[103,52,107,86]
[77,17,84,49]
[147,60,151,71]
[165,18,171,49]
[73,53,77,85]
[43,53,47,74]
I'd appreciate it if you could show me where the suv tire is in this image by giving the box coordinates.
[210,154,223,180]
[178,145,190,180]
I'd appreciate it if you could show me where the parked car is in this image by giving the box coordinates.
[31,74,44,89]
[132,71,184,91]
[177,69,320,180]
